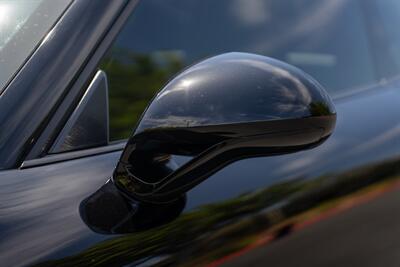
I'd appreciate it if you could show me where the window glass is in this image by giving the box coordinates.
[102,0,380,140]
[376,0,400,73]
[0,0,72,93]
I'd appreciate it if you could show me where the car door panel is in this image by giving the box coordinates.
[1,83,400,266]
[0,152,119,267]
[2,0,400,266]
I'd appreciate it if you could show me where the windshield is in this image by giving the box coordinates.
[0,0,72,93]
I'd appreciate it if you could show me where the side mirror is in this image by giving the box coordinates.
[113,52,336,203]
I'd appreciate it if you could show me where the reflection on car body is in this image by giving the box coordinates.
[2,1,400,267]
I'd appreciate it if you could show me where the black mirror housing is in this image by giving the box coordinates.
[113,52,336,203]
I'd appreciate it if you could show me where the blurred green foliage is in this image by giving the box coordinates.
[101,49,185,140]
[309,101,333,116]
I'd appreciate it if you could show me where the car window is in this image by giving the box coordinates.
[0,0,72,94]
[101,0,391,141]
[376,0,400,73]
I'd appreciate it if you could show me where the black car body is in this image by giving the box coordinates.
[2,0,400,266]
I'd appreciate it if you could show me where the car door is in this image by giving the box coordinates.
[2,0,400,267]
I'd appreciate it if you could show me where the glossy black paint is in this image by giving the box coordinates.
[114,53,336,203]
[80,180,186,234]
[2,1,400,267]
[50,71,109,153]
[26,0,139,162]
[2,83,400,266]
[0,0,130,169]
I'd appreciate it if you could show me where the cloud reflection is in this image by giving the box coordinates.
[231,0,271,26]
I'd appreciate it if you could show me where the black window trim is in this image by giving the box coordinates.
[19,0,400,169]
[21,0,139,168]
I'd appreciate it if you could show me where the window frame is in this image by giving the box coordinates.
[0,0,139,170]
[23,0,400,169]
